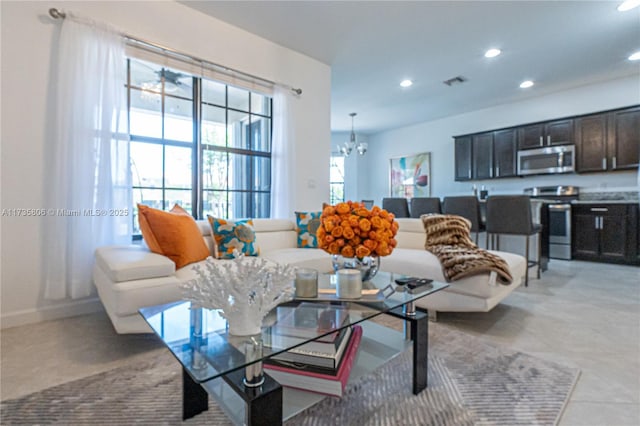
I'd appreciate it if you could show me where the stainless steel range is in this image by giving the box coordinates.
[524,186,580,260]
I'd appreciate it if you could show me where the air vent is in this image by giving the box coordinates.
[443,76,467,86]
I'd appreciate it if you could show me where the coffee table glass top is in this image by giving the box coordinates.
[139,271,447,384]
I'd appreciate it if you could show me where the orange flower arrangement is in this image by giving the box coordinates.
[316,201,399,259]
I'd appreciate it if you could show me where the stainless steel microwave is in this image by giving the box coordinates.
[517,145,575,176]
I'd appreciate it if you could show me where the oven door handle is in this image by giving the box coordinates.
[548,204,571,211]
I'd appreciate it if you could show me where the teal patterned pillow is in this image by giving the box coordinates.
[295,211,322,248]
[208,216,259,259]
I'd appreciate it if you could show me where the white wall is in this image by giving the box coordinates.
[0,1,331,327]
[360,76,640,204]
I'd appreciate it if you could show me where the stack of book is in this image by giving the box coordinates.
[263,303,363,397]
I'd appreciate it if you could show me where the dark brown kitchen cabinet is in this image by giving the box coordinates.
[454,136,473,181]
[575,113,608,172]
[575,106,639,173]
[518,124,544,150]
[518,119,573,150]
[573,211,600,257]
[455,130,517,181]
[493,129,517,178]
[609,106,640,170]
[472,132,493,179]
[572,204,639,265]
[546,120,574,146]
[454,105,638,180]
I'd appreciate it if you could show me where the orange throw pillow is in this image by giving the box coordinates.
[137,204,209,269]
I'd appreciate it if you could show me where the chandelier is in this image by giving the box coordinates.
[340,112,367,156]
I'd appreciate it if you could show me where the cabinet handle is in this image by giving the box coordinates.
[496,165,500,177]
[547,135,550,145]
[539,136,543,146]
[595,216,599,229]
[602,158,607,170]
[612,156,617,169]
[590,208,608,212]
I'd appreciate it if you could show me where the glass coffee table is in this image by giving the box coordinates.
[139,271,447,425]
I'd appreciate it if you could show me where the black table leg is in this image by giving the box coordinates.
[411,310,428,394]
[181,366,282,424]
[223,369,283,426]
[183,368,208,420]
[246,377,283,426]
[387,307,429,395]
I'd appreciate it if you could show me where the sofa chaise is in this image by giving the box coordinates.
[93,218,526,333]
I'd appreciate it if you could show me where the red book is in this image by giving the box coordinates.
[263,325,363,397]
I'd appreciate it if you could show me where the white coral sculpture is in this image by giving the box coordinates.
[181,251,295,334]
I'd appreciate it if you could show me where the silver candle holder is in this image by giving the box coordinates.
[295,268,318,298]
[336,269,362,299]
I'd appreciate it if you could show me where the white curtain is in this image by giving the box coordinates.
[270,86,297,218]
[44,15,131,299]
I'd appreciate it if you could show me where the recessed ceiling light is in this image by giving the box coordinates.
[520,80,534,89]
[629,51,640,61]
[618,0,640,12]
[400,79,413,88]
[484,48,501,58]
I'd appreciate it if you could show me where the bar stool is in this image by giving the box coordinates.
[382,197,410,218]
[361,199,374,209]
[442,196,484,244]
[410,197,441,218]
[485,195,541,287]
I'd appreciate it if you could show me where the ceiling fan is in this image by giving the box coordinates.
[142,68,187,94]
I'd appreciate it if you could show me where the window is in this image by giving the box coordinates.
[126,58,272,235]
[329,155,345,204]
[201,80,272,220]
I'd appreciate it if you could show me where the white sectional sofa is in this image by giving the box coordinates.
[93,218,526,334]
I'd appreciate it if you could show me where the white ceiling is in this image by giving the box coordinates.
[180,1,640,134]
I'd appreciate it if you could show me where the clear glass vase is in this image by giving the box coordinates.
[331,255,380,282]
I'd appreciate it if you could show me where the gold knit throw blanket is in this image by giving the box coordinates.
[421,214,513,284]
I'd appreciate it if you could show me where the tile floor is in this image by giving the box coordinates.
[1,260,639,425]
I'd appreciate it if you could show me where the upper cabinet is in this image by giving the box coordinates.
[518,119,573,150]
[454,136,473,181]
[575,113,608,172]
[454,129,517,181]
[472,132,494,179]
[493,129,518,178]
[454,105,639,181]
[609,106,640,170]
[575,106,640,173]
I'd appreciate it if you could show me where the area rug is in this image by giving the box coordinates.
[0,323,579,425]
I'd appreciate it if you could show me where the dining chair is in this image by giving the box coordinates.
[442,196,484,244]
[410,197,441,218]
[382,197,410,218]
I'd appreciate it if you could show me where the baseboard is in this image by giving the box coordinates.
[0,298,104,330]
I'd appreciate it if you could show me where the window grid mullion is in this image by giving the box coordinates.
[161,69,167,210]
[225,86,230,219]
[193,76,202,219]
[248,93,254,216]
